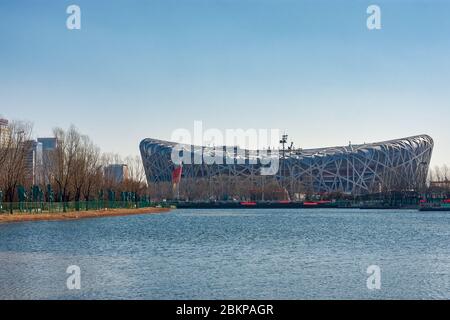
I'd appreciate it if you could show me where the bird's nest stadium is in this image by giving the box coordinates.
[140,135,433,198]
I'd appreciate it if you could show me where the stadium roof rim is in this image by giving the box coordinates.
[140,134,433,153]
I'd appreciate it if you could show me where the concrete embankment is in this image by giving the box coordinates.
[0,207,170,224]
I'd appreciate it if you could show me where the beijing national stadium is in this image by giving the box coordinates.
[140,135,434,198]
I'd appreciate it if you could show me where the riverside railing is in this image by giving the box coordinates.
[0,200,170,214]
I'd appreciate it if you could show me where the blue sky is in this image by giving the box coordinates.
[0,0,449,165]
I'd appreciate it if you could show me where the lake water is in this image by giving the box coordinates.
[0,208,449,299]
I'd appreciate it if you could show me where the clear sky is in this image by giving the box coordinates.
[0,0,449,166]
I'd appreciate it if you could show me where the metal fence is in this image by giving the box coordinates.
[0,200,169,214]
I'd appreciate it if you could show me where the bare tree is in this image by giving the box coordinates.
[72,135,88,207]
[52,125,81,211]
[433,165,443,182]
[0,121,33,213]
[125,155,146,186]
[123,155,148,203]
[82,140,101,205]
[442,164,449,182]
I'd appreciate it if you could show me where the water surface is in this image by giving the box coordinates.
[0,208,449,299]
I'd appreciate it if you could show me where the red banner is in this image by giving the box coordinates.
[172,166,182,184]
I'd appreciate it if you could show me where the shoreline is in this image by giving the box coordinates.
[0,207,171,224]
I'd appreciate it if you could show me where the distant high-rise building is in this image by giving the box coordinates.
[24,140,43,186]
[104,164,129,183]
[37,137,58,184]
[0,118,10,148]
[37,137,58,151]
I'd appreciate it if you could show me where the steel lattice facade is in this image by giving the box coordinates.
[140,135,433,195]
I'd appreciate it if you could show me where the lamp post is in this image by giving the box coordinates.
[279,134,288,195]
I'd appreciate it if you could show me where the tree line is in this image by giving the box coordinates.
[0,121,147,207]
[428,164,450,192]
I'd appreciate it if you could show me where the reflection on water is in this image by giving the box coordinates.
[0,208,449,299]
